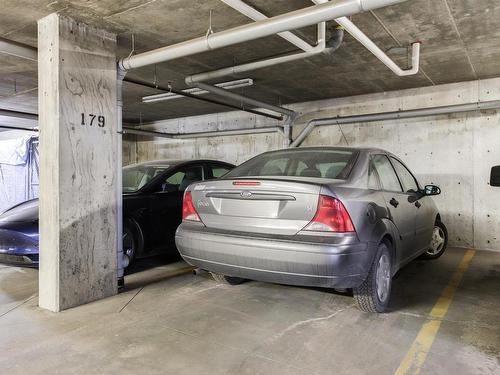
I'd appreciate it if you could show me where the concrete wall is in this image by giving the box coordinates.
[122,135,137,166]
[126,78,500,252]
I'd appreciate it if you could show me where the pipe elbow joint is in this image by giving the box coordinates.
[118,59,129,72]
[117,65,128,81]
[326,28,344,51]
[358,0,367,12]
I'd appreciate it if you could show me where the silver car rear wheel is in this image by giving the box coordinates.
[376,253,391,303]
[353,242,392,313]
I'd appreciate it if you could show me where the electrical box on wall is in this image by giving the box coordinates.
[491,166,500,187]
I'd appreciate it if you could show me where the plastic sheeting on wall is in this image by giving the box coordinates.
[0,136,31,165]
[0,136,39,213]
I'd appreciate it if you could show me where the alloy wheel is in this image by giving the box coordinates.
[122,228,135,268]
[376,253,391,303]
[427,226,445,256]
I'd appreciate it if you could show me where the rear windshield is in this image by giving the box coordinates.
[224,149,357,180]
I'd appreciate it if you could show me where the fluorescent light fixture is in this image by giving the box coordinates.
[142,78,254,103]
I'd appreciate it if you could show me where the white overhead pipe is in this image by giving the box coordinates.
[121,127,173,139]
[174,126,283,139]
[185,40,326,85]
[221,0,316,52]
[312,0,420,76]
[0,37,38,61]
[186,0,420,84]
[119,0,408,70]
[185,1,327,85]
[185,49,320,83]
[290,99,500,147]
[121,126,282,139]
[336,17,420,76]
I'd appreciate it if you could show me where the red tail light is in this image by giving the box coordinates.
[182,191,201,222]
[304,195,355,232]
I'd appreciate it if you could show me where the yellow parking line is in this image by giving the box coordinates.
[394,249,476,375]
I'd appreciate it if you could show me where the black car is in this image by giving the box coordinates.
[0,159,235,267]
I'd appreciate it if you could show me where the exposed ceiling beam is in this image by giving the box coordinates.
[0,36,37,61]
[0,108,38,120]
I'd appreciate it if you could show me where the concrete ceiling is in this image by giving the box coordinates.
[0,0,499,125]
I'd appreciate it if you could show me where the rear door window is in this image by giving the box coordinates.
[372,155,402,192]
[368,162,381,190]
[390,158,419,193]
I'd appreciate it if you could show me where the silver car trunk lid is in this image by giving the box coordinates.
[190,179,321,235]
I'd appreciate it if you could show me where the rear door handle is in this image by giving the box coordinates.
[415,201,422,208]
[390,198,399,208]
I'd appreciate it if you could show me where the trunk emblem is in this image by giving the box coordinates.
[240,191,253,198]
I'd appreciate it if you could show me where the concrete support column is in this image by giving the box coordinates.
[38,14,118,312]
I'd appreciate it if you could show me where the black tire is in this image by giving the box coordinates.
[210,272,247,285]
[353,242,392,313]
[421,220,448,260]
[122,221,138,268]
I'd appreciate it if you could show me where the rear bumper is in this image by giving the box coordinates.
[175,224,377,288]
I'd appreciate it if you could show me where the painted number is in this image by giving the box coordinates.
[80,113,105,128]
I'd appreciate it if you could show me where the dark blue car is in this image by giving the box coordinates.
[0,199,39,266]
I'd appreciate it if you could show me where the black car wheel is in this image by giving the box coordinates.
[353,242,392,313]
[210,272,247,285]
[421,220,448,260]
[122,223,138,268]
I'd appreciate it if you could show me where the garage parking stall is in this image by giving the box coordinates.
[0,0,499,374]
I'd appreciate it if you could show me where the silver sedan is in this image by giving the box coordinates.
[175,147,447,313]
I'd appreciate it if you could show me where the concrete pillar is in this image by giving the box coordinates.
[38,14,118,312]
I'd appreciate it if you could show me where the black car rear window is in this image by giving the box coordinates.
[224,149,357,180]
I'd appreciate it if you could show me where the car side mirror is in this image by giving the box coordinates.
[424,184,441,196]
[490,166,500,187]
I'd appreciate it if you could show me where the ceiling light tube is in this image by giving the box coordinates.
[142,78,254,103]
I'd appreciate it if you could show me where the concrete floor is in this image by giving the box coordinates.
[0,247,499,374]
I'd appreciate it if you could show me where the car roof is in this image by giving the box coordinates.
[257,146,389,154]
